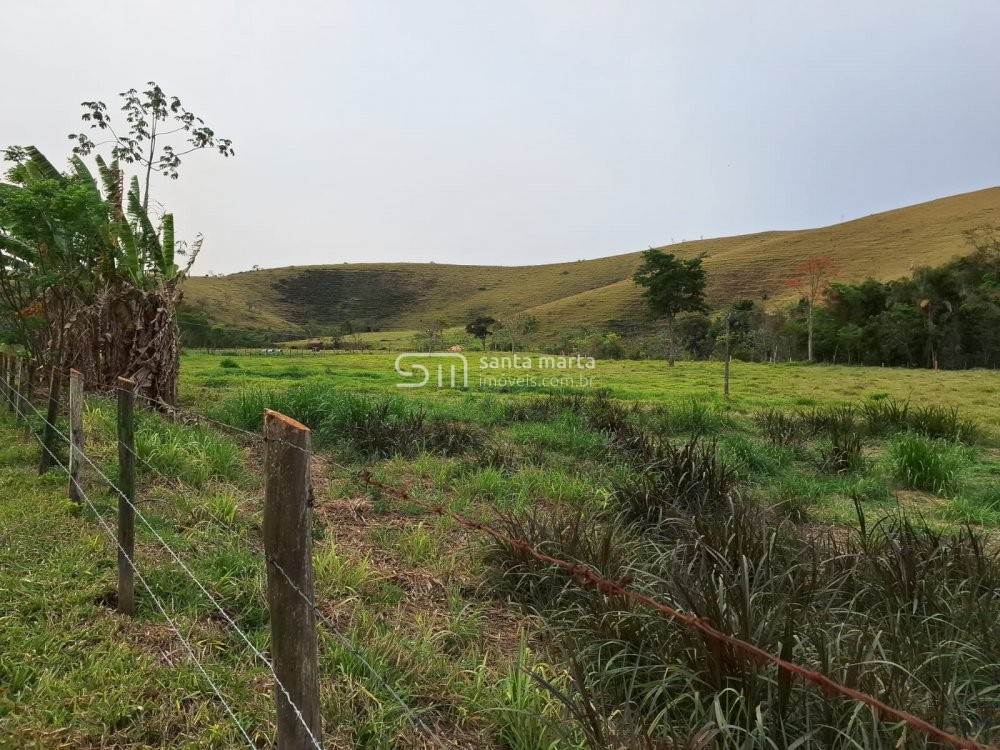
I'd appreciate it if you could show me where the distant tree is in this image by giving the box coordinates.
[676,312,713,359]
[785,257,837,363]
[633,249,708,367]
[521,314,540,338]
[419,317,448,352]
[496,312,529,351]
[465,316,496,351]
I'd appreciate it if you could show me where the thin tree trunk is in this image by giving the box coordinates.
[667,317,676,368]
[807,302,814,362]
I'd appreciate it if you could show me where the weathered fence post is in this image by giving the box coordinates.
[263,409,323,749]
[68,369,85,504]
[38,367,62,474]
[116,377,136,616]
[14,358,25,417]
[1,354,9,410]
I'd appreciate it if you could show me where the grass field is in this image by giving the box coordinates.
[3,353,999,747]
[181,187,1000,340]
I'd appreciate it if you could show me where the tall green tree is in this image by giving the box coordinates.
[465,316,496,351]
[633,249,707,367]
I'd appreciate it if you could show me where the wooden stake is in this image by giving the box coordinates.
[68,369,85,504]
[263,409,323,749]
[2,354,9,411]
[117,377,136,616]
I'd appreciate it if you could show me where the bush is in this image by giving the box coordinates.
[218,358,240,369]
[887,434,967,495]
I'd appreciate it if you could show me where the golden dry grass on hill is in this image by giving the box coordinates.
[182,186,1000,337]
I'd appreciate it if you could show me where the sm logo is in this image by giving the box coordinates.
[394,353,469,389]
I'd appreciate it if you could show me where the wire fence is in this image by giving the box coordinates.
[0,357,994,750]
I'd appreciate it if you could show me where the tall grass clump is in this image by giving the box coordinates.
[135,416,243,488]
[887,434,968,494]
[608,434,738,524]
[210,383,482,458]
[487,499,1000,748]
[862,397,981,443]
[753,407,807,446]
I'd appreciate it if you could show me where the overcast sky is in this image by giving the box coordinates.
[3,1,998,274]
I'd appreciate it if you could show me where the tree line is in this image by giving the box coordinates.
[593,231,1000,370]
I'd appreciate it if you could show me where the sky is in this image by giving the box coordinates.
[2,1,998,275]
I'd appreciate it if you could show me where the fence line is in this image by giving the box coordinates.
[4,372,445,749]
[103,397,450,746]
[1,363,995,750]
[0,378,259,750]
[0,374,325,750]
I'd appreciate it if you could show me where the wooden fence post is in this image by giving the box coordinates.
[1,354,8,410]
[116,377,136,617]
[14,358,25,417]
[68,369,85,504]
[263,409,323,749]
[38,367,62,474]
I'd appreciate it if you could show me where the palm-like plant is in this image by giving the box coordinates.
[0,145,200,402]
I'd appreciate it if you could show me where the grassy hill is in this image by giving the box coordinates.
[181,186,1000,339]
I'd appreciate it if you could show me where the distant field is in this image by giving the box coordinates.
[183,350,1000,425]
[182,186,1000,341]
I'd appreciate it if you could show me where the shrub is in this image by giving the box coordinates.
[887,434,967,495]
[210,384,480,459]
[218,358,240,369]
[488,496,1000,748]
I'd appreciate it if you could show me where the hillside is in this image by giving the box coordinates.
[181,186,1000,338]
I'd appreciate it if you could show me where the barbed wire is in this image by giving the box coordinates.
[110,405,451,747]
[0,381,260,750]
[7,367,995,750]
[13,375,448,748]
[2,377,325,750]
[356,471,994,750]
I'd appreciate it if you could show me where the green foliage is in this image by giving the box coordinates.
[632,249,708,320]
[887,434,968,495]
[134,417,243,488]
[210,382,482,459]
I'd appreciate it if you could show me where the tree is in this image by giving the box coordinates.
[0,145,203,402]
[465,316,496,351]
[785,257,837,363]
[68,82,234,212]
[496,312,528,352]
[633,249,708,367]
